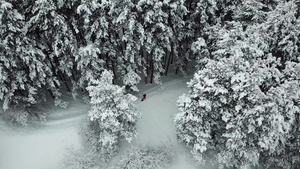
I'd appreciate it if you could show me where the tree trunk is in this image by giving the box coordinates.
[111,60,117,79]
[119,27,126,56]
[62,74,71,92]
[170,50,174,65]
[150,58,154,84]
[144,75,148,84]
[48,89,55,99]
[141,46,148,84]
[71,70,77,82]
[163,49,168,69]
[175,66,179,74]
[46,53,57,77]
[165,44,173,76]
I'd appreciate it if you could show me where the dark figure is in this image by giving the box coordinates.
[141,94,146,101]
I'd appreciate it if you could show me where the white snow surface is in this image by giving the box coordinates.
[0,75,200,169]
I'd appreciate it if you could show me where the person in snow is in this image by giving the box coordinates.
[141,94,146,101]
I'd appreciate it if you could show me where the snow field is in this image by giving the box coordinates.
[0,99,89,169]
[0,126,80,169]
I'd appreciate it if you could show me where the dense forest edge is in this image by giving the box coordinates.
[1,0,300,168]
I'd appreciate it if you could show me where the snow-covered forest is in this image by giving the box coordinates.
[1,0,300,169]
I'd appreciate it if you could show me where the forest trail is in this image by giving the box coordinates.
[135,77,190,146]
[133,75,198,169]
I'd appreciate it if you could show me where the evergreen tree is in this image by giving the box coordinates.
[165,0,188,75]
[175,1,300,168]
[84,70,141,160]
[136,0,175,84]
[185,0,241,70]
[24,0,76,107]
[0,0,60,125]
[260,0,300,67]
[109,0,142,90]
[75,43,105,95]
[0,0,25,110]
[0,1,53,109]
[175,55,300,168]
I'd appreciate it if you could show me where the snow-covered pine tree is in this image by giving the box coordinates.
[183,0,218,63]
[51,0,79,95]
[175,1,300,168]
[136,0,175,84]
[0,0,54,125]
[232,0,269,26]
[259,0,300,68]
[175,55,263,167]
[254,1,300,168]
[0,0,26,110]
[76,43,105,92]
[175,55,300,168]
[85,70,141,161]
[184,0,241,71]
[24,0,76,108]
[122,68,141,93]
[108,0,142,92]
[74,0,120,97]
[164,0,187,76]
[74,0,105,88]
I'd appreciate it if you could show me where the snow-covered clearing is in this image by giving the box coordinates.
[0,75,200,169]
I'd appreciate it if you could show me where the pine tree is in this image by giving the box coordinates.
[0,0,26,110]
[136,0,175,84]
[0,1,53,108]
[24,0,77,107]
[74,0,118,95]
[175,1,300,168]
[165,0,187,75]
[76,44,105,90]
[260,0,300,68]
[184,0,240,71]
[109,0,142,90]
[0,0,57,125]
[175,55,300,168]
[85,70,141,160]
[255,1,300,168]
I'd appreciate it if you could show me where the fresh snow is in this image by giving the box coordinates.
[132,76,198,169]
[0,75,201,169]
[0,98,89,169]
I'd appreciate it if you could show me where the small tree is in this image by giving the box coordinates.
[85,70,141,161]
[111,145,175,169]
[122,68,141,93]
[60,146,99,169]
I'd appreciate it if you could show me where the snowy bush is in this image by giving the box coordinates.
[110,145,175,169]
[83,70,141,161]
[80,119,101,150]
[175,55,300,168]
[0,104,46,127]
[60,146,102,169]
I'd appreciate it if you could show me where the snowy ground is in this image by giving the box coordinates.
[133,76,198,169]
[0,98,89,169]
[0,74,202,169]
